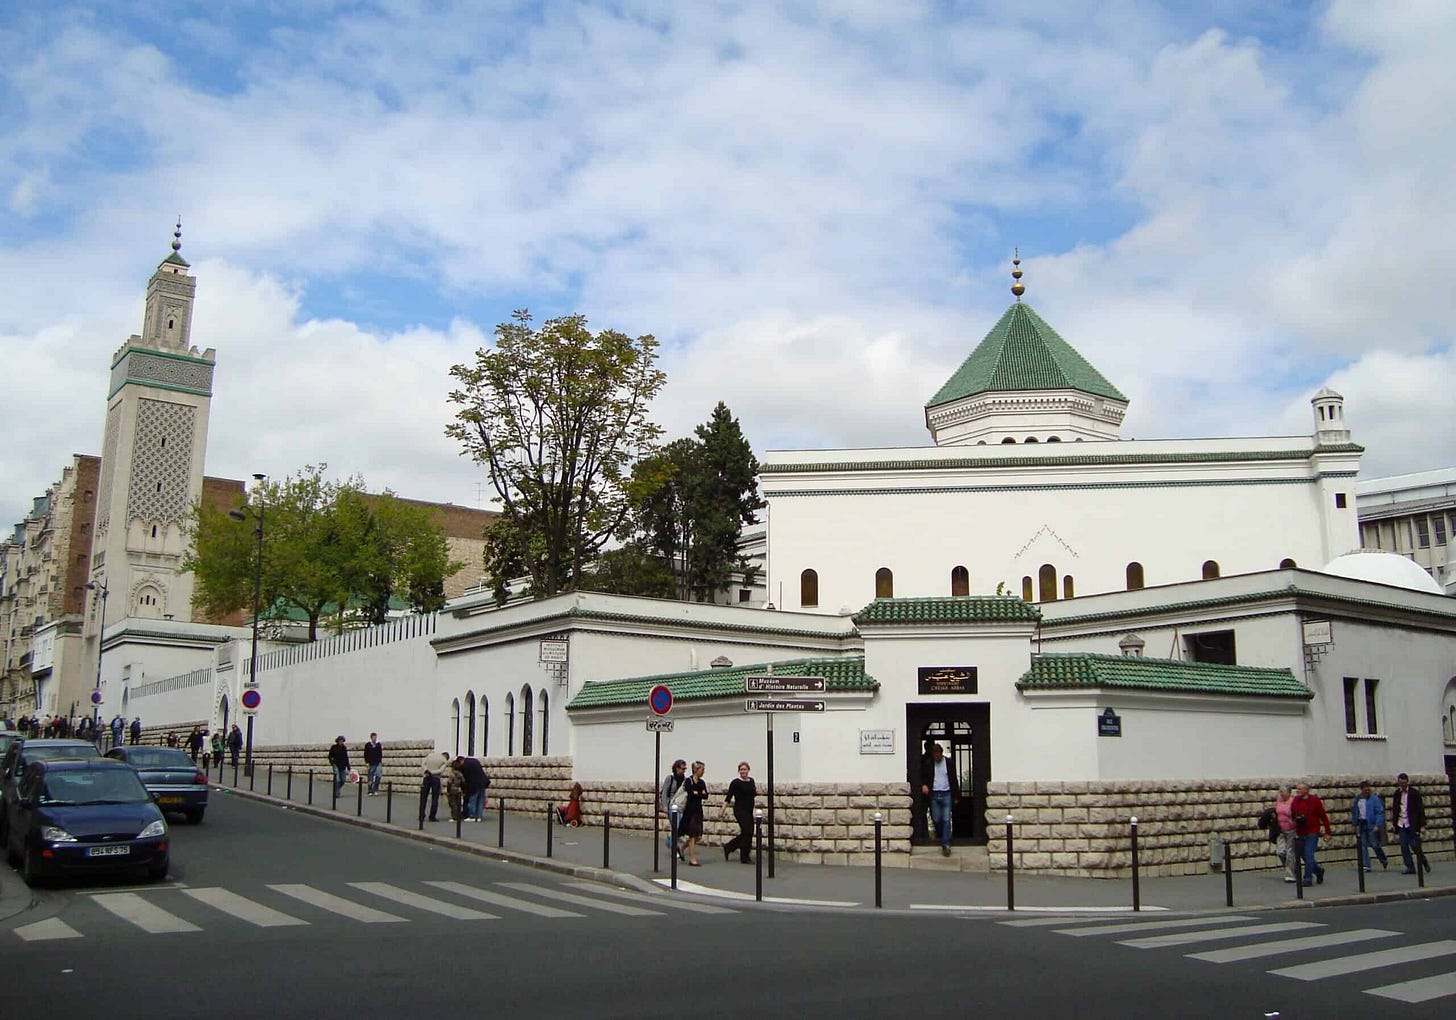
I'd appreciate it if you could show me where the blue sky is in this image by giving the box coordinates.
[1,1,1452,528]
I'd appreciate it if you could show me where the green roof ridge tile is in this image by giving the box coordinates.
[1016,652,1311,699]
[566,656,877,711]
[853,595,1041,625]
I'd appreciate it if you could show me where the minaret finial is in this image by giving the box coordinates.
[1010,248,1025,300]
[172,217,182,254]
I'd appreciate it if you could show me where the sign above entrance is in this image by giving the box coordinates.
[744,675,826,694]
[646,717,674,732]
[917,667,978,695]
[745,698,825,713]
[1098,707,1121,737]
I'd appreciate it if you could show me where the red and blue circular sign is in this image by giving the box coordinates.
[90,691,102,705]
[648,684,673,715]
[241,689,262,710]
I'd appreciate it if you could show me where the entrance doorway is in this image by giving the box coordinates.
[906,703,990,846]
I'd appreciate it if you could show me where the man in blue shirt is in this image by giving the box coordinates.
[1349,780,1387,871]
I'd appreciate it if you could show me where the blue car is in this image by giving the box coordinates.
[106,746,210,824]
[4,758,169,885]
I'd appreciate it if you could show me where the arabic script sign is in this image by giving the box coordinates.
[917,666,978,695]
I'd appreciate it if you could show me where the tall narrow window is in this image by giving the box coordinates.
[1038,564,1057,602]
[1202,560,1220,580]
[951,566,969,597]
[505,693,515,756]
[800,569,819,607]
[539,689,550,755]
[875,568,894,598]
[1021,576,1033,601]
[1126,562,1144,590]
[521,685,534,755]
[1342,677,1358,735]
[1363,678,1380,735]
[1062,575,1074,599]
[451,699,461,756]
[1416,518,1431,548]
[479,697,489,757]
[464,691,476,755]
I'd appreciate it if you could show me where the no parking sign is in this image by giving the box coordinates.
[240,688,262,715]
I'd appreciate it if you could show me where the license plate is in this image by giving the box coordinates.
[86,845,131,858]
[157,796,183,805]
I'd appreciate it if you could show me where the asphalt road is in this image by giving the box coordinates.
[3,791,1455,1018]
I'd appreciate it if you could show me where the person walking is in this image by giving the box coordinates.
[920,742,960,857]
[419,749,446,822]
[1350,780,1388,872]
[1390,772,1430,875]
[658,759,689,860]
[227,724,243,767]
[328,735,351,796]
[363,732,384,796]
[721,761,757,863]
[129,717,142,745]
[1273,786,1299,882]
[680,761,708,866]
[186,725,205,763]
[1292,782,1332,885]
[110,714,125,750]
[458,755,489,820]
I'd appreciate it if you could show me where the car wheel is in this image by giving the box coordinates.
[185,808,205,825]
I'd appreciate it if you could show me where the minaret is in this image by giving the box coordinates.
[87,221,217,632]
[1311,387,1351,445]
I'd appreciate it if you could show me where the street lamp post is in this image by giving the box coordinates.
[84,580,109,739]
[229,473,267,776]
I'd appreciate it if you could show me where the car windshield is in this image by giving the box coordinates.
[28,744,102,762]
[41,770,150,806]
[124,748,195,769]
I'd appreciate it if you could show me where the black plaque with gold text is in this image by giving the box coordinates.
[917,666,978,695]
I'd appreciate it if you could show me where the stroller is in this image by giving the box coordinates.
[556,782,584,826]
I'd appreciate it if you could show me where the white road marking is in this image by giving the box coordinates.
[1272,941,1456,981]
[182,887,308,927]
[1365,971,1456,1003]
[350,882,495,920]
[91,893,200,934]
[923,903,1168,914]
[424,881,583,918]
[1189,929,1400,963]
[566,880,737,914]
[1055,915,1257,937]
[13,918,82,941]
[266,884,406,923]
[1119,921,1322,949]
[499,882,664,916]
[657,877,857,907]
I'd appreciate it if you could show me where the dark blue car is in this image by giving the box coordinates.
[4,758,169,885]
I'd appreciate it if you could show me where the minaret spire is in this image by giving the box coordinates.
[1011,249,1025,300]
[172,217,182,255]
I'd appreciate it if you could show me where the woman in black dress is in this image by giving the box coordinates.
[681,761,708,866]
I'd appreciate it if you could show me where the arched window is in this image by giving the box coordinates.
[479,697,489,757]
[951,565,969,597]
[1046,436,1061,443]
[1001,437,1016,444]
[521,685,534,755]
[1062,575,1075,599]
[1126,562,1144,590]
[875,568,894,599]
[1038,564,1057,602]
[1202,560,1221,580]
[800,569,819,607]
[464,691,476,755]
[1021,576,1033,601]
[1024,437,1039,443]
[505,693,515,756]
[1280,558,1297,569]
[451,698,461,756]
[539,689,549,755]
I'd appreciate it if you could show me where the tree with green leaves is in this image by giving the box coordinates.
[446,310,666,601]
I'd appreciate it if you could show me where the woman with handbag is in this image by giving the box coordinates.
[680,761,709,866]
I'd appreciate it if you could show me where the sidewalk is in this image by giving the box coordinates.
[219,771,1456,915]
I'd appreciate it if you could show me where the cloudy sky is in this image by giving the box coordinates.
[2,1,1452,527]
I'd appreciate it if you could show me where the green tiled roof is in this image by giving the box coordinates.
[162,251,190,268]
[927,302,1126,408]
[854,596,1041,626]
[566,656,876,711]
[1016,653,1312,699]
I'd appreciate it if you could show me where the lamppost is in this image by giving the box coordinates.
[84,579,109,738]
[229,473,267,776]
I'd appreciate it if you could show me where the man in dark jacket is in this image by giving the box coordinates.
[919,743,960,857]
[457,756,489,820]
[129,717,142,745]
[227,724,243,767]
[328,736,351,796]
[363,733,384,796]
[1391,773,1430,874]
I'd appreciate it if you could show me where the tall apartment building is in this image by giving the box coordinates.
[1356,467,1456,591]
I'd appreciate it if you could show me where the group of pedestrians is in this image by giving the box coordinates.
[657,758,759,866]
[1264,774,1431,885]
[416,748,491,822]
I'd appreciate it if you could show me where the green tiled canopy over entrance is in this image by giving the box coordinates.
[1016,653,1312,699]
[566,656,877,711]
[927,302,1126,408]
[853,596,1041,626]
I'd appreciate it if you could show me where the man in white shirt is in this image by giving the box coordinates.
[918,743,960,857]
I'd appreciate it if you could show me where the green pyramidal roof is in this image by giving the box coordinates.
[162,251,190,268]
[1016,653,1311,699]
[927,302,1126,408]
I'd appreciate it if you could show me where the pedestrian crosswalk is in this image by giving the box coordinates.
[1002,912,1456,1004]
[7,878,733,942]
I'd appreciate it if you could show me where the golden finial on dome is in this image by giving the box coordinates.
[1010,248,1025,299]
[172,217,182,253]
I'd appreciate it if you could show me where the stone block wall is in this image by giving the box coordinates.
[984,775,1454,877]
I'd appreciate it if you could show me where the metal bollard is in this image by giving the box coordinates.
[332,777,338,811]
[547,803,554,858]
[249,762,256,791]
[1417,844,1427,888]
[233,761,239,787]
[456,813,463,839]
[267,765,273,797]
[670,811,679,891]
[603,809,612,869]
[1006,814,1015,912]
[308,770,314,806]
[755,811,764,902]
[497,797,506,848]
[357,777,363,816]
[873,812,883,909]
[1130,817,1141,912]
[386,783,393,824]
[1295,850,1304,899]
[1358,849,1366,894]
[287,766,293,801]
[1224,839,1234,907]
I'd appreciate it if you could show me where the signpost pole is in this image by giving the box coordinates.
[766,711,775,879]
[653,729,661,874]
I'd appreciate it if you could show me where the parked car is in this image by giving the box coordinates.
[105,746,209,823]
[4,758,169,885]
[0,738,103,846]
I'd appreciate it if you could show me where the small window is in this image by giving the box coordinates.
[539,689,550,755]
[505,693,515,756]
[875,568,894,599]
[1435,516,1447,547]
[160,436,167,449]
[800,569,819,607]
[738,589,751,603]
[521,685,534,756]
[1001,437,1016,444]
[1046,436,1061,443]
[1342,676,1359,734]
[1062,575,1074,599]
[1364,678,1379,735]
[1280,558,1297,569]
[1024,437,1039,443]
[950,565,969,597]
[155,481,163,493]
[1416,518,1431,548]
[1038,564,1057,602]
[1202,560,1220,580]
[151,524,157,538]
[1335,492,1347,509]
[1021,576,1033,601]
[1126,562,1144,590]
[1186,629,1236,665]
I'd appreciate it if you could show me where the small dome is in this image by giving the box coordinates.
[1320,551,1443,594]
[1311,387,1342,402]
